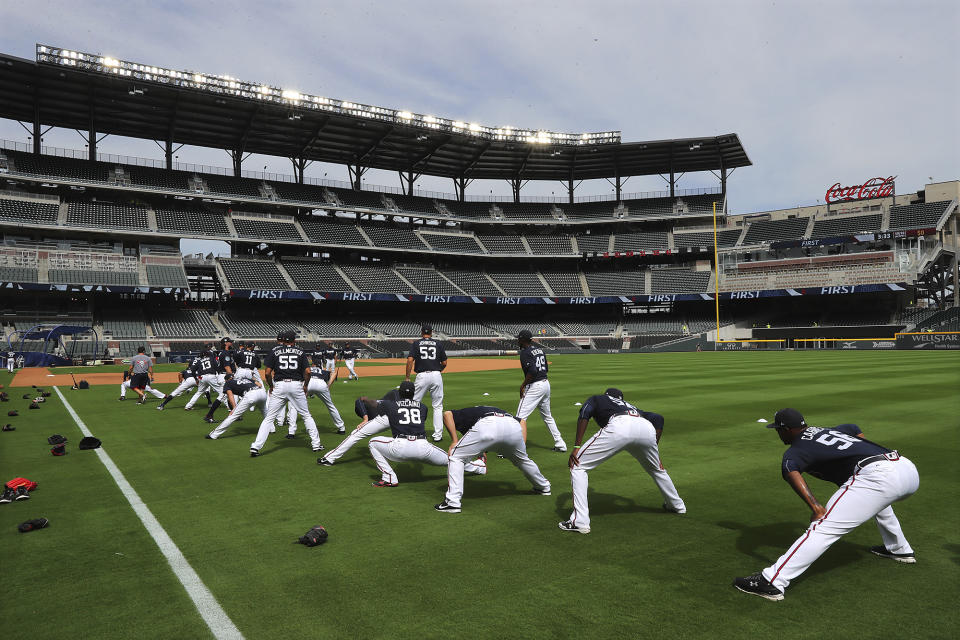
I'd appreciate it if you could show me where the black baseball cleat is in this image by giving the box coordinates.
[317,457,333,466]
[531,486,552,496]
[14,486,30,501]
[733,573,784,601]
[558,520,590,534]
[203,417,215,424]
[870,545,916,563]
[371,480,398,487]
[311,444,325,452]
[118,396,125,401]
[136,397,145,405]
[204,434,215,439]
[336,427,346,435]
[249,448,260,458]
[434,501,461,513]
[663,502,687,514]
[0,487,15,504]
[285,433,296,439]
[184,406,194,411]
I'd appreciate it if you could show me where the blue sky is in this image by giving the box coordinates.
[1,1,957,227]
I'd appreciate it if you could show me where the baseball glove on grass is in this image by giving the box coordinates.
[298,525,328,547]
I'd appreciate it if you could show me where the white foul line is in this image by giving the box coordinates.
[54,387,243,640]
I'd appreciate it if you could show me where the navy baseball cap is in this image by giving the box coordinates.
[604,388,624,399]
[771,408,807,429]
[277,329,296,342]
[398,381,415,399]
[517,329,533,340]
[421,324,432,335]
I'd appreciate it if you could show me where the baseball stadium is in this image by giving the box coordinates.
[0,5,957,639]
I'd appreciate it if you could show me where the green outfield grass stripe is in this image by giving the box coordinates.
[53,386,244,640]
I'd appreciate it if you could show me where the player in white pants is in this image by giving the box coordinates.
[734,408,919,601]
[366,381,484,486]
[208,386,268,439]
[119,371,166,401]
[560,389,685,534]
[318,394,396,465]
[249,331,322,456]
[342,343,359,380]
[435,406,551,513]
[6,352,14,373]
[516,330,566,451]
[406,325,446,441]
[286,366,345,436]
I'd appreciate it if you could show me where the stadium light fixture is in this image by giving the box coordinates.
[35,43,621,147]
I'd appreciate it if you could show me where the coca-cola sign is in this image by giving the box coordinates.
[825,176,895,203]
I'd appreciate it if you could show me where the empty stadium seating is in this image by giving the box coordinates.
[219,259,291,290]
[102,318,147,338]
[67,202,149,230]
[810,214,883,238]
[0,197,59,224]
[888,201,952,230]
[300,219,369,246]
[126,166,192,191]
[420,232,483,253]
[8,150,109,182]
[145,264,189,288]
[0,266,38,282]
[233,217,302,242]
[613,232,669,251]
[554,320,618,335]
[585,270,645,295]
[48,269,139,286]
[576,234,612,253]
[151,309,218,338]
[526,235,574,255]
[445,269,501,296]
[218,312,287,338]
[430,321,497,337]
[742,218,809,244]
[395,266,462,294]
[487,272,549,296]
[476,235,527,254]
[155,208,232,237]
[673,229,741,248]
[299,320,371,337]
[203,175,263,198]
[540,271,585,296]
[281,260,354,291]
[338,263,415,294]
[364,321,421,336]
[363,226,428,251]
[650,269,710,293]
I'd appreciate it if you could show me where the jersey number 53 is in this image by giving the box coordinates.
[419,346,436,360]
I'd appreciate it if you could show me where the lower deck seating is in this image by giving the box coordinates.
[218,259,290,290]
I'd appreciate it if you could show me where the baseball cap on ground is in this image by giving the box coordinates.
[398,381,415,399]
[517,329,533,340]
[604,388,624,399]
[771,408,806,429]
[421,324,432,335]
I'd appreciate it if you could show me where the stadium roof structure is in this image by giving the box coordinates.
[0,45,751,193]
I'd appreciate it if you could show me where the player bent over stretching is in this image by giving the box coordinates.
[366,382,485,487]
[435,405,551,514]
[559,388,685,534]
[206,374,264,438]
[733,408,918,601]
[249,330,323,457]
[317,388,401,465]
[286,356,345,438]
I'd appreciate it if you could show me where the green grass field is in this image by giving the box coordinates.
[2,351,958,639]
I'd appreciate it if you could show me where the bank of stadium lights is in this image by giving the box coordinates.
[35,44,621,146]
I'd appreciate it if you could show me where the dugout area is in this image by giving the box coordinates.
[0,350,957,639]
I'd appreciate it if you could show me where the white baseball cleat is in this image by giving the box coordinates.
[663,503,687,514]
[432,433,442,442]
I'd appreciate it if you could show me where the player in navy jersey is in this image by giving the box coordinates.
[318,387,403,465]
[734,408,919,601]
[406,324,447,441]
[559,389,685,534]
[434,405,550,513]
[515,330,566,451]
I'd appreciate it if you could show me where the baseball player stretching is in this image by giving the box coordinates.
[367,381,485,487]
[515,329,566,452]
[249,330,323,457]
[559,388,685,534]
[435,405,551,513]
[183,345,224,410]
[120,366,165,402]
[406,324,446,441]
[317,388,401,465]
[733,408,919,601]
[206,374,266,439]
[342,342,359,380]
[285,362,345,437]
[157,357,205,410]
[234,341,264,384]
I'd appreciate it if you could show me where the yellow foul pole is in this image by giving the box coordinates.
[712,201,721,340]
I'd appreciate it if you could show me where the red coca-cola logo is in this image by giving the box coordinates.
[825,176,896,203]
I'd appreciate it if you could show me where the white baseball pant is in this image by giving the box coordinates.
[344,358,358,378]
[120,380,165,399]
[166,376,198,399]
[7,357,13,373]
[323,415,390,463]
[234,368,253,382]
[185,374,225,409]
[413,370,444,438]
[323,358,335,372]
[444,415,550,508]
[568,414,685,530]
[762,456,918,592]
[208,388,268,438]
[516,379,565,447]
[287,378,345,433]
[368,436,486,485]
[251,381,321,452]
